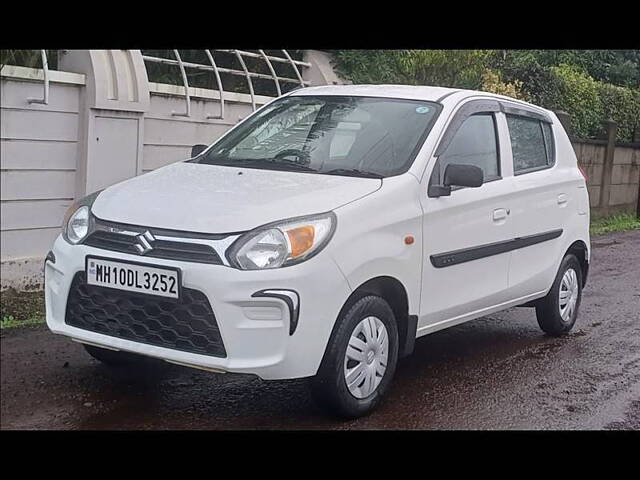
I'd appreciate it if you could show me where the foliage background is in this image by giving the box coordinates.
[332,50,640,142]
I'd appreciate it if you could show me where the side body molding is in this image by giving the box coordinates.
[430,229,563,268]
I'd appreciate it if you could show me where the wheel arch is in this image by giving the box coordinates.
[565,240,589,287]
[335,276,417,359]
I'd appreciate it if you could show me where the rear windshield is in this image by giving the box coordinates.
[197,95,441,178]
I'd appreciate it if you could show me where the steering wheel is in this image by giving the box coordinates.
[274,149,310,163]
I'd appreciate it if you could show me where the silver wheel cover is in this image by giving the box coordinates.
[343,316,389,399]
[559,267,579,322]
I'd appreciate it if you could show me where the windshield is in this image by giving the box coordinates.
[197,95,441,178]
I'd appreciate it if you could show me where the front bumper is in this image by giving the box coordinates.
[45,235,351,380]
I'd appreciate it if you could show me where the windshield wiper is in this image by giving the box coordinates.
[201,158,380,177]
[201,158,316,172]
[321,168,384,179]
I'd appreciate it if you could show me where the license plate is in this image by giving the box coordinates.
[86,256,181,299]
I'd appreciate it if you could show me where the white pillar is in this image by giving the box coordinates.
[58,50,150,198]
[303,50,349,86]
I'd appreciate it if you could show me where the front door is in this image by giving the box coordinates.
[418,104,515,333]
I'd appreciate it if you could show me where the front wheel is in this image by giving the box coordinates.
[310,295,399,418]
[536,254,583,336]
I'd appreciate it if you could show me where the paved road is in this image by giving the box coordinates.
[2,230,639,430]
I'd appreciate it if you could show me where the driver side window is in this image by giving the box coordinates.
[435,114,500,185]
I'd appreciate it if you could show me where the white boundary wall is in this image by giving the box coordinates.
[1,67,86,289]
[1,50,340,290]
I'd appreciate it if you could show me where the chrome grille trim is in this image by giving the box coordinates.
[83,216,241,266]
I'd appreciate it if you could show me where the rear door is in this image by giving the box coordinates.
[502,107,570,298]
[419,99,516,331]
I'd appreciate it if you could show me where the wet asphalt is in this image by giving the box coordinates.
[1,229,639,430]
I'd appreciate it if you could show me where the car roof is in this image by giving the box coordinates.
[289,84,550,114]
[290,84,458,102]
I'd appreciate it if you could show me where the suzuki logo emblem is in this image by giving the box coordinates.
[135,230,155,255]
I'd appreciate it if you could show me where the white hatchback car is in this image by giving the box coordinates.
[45,85,590,417]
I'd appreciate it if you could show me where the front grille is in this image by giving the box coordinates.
[65,272,226,357]
[82,218,226,265]
[84,231,224,264]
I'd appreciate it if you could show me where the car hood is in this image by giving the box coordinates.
[92,162,381,233]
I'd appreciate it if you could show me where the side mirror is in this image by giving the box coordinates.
[191,144,208,158]
[444,164,484,188]
[428,163,484,198]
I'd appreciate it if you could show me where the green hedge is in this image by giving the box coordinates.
[546,64,604,139]
[545,65,640,141]
[332,50,407,85]
[598,83,640,142]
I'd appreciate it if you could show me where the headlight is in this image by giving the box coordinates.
[227,212,337,270]
[66,206,90,243]
[61,191,101,244]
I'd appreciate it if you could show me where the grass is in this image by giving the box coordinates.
[1,314,45,329]
[0,289,45,330]
[590,213,640,236]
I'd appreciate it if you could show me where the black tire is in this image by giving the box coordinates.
[310,295,399,418]
[83,344,142,366]
[536,254,583,336]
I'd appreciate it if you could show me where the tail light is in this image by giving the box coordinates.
[578,166,589,182]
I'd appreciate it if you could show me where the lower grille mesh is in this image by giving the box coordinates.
[65,273,226,357]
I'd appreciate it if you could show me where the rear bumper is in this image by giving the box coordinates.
[45,235,351,380]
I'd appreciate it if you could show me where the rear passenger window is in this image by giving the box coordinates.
[507,115,555,174]
[437,114,500,182]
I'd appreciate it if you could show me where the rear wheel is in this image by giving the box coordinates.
[536,254,583,336]
[310,295,399,418]
[83,344,142,366]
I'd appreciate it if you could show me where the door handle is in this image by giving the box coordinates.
[557,194,568,206]
[493,208,509,222]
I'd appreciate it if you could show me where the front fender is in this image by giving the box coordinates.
[330,176,423,315]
